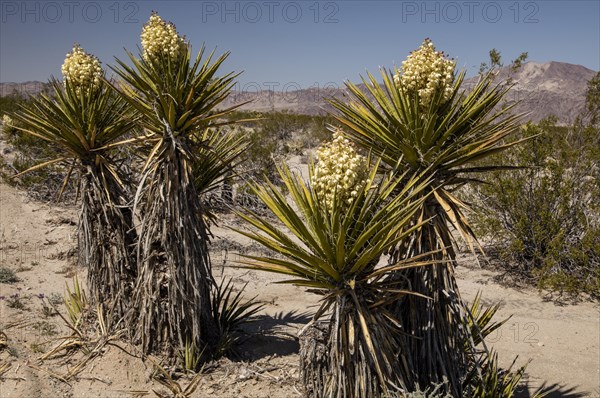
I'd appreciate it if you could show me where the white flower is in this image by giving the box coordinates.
[141,12,186,62]
[61,44,103,94]
[313,129,368,213]
[2,114,13,127]
[395,39,456,109]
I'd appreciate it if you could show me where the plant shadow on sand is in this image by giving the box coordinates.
[515,382,590,398]
[237,310,596,398]
[236,310,313,361]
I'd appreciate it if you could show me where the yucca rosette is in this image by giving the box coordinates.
[14,44,138,323]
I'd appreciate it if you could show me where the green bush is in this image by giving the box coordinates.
[229,110,334,183]
[471,117,600,297]
[0,92,28,118]
[0,266,19,284]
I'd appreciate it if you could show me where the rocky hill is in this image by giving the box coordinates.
[482,61,597,123]
[1,61,596,123]
[0,81,50,97]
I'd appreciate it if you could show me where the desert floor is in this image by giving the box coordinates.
[1,180,599,398]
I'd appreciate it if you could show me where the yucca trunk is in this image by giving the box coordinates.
[300,292,415,398]
[390,201,472,396]
[131,135,217,355]
[78,160,137,321]
[394,266,471,394]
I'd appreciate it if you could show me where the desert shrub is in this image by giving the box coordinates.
[230,110,334,183]
[244,124,281,182]
[0,92,28,118]
[4,122,56,169]
[0,267,19,284]
[250,111,333,146]
[470,117,600,297]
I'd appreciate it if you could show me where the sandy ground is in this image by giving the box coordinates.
[0,180,599,398]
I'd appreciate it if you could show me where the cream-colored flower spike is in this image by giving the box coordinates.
[141,12,186,62]
[61,44,103,93]
[395,38,456,109]
[2,114,13,128]
[313,129,368,213]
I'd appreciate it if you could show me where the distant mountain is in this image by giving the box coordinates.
[475,61,597,123]
[219,61,597,123]
[0,81,49,97]
[2,62,596,123]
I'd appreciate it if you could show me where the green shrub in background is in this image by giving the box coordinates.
[471,113,599,297]
[228,110,334,183]
[0,92,28,118]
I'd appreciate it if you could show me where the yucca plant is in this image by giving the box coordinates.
[110,13,243,356]
[178,338,201,373]
[462,292,541,397]
[12,45,138,321]
[467,291,508,348]
[64,276,89,328]
[236,132,437,397]
[329,39,526,395]
[149,356,204,398]
[465,351,533,397]
[211,277,264,357]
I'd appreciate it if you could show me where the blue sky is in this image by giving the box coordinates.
[1,1,598,88]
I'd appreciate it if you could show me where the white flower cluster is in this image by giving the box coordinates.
[394,39,456,108]
[141,13,186,62]
[61,45,103,93]
[1,114,17,134]
[2,114,13,127]
[313,130,368,212]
